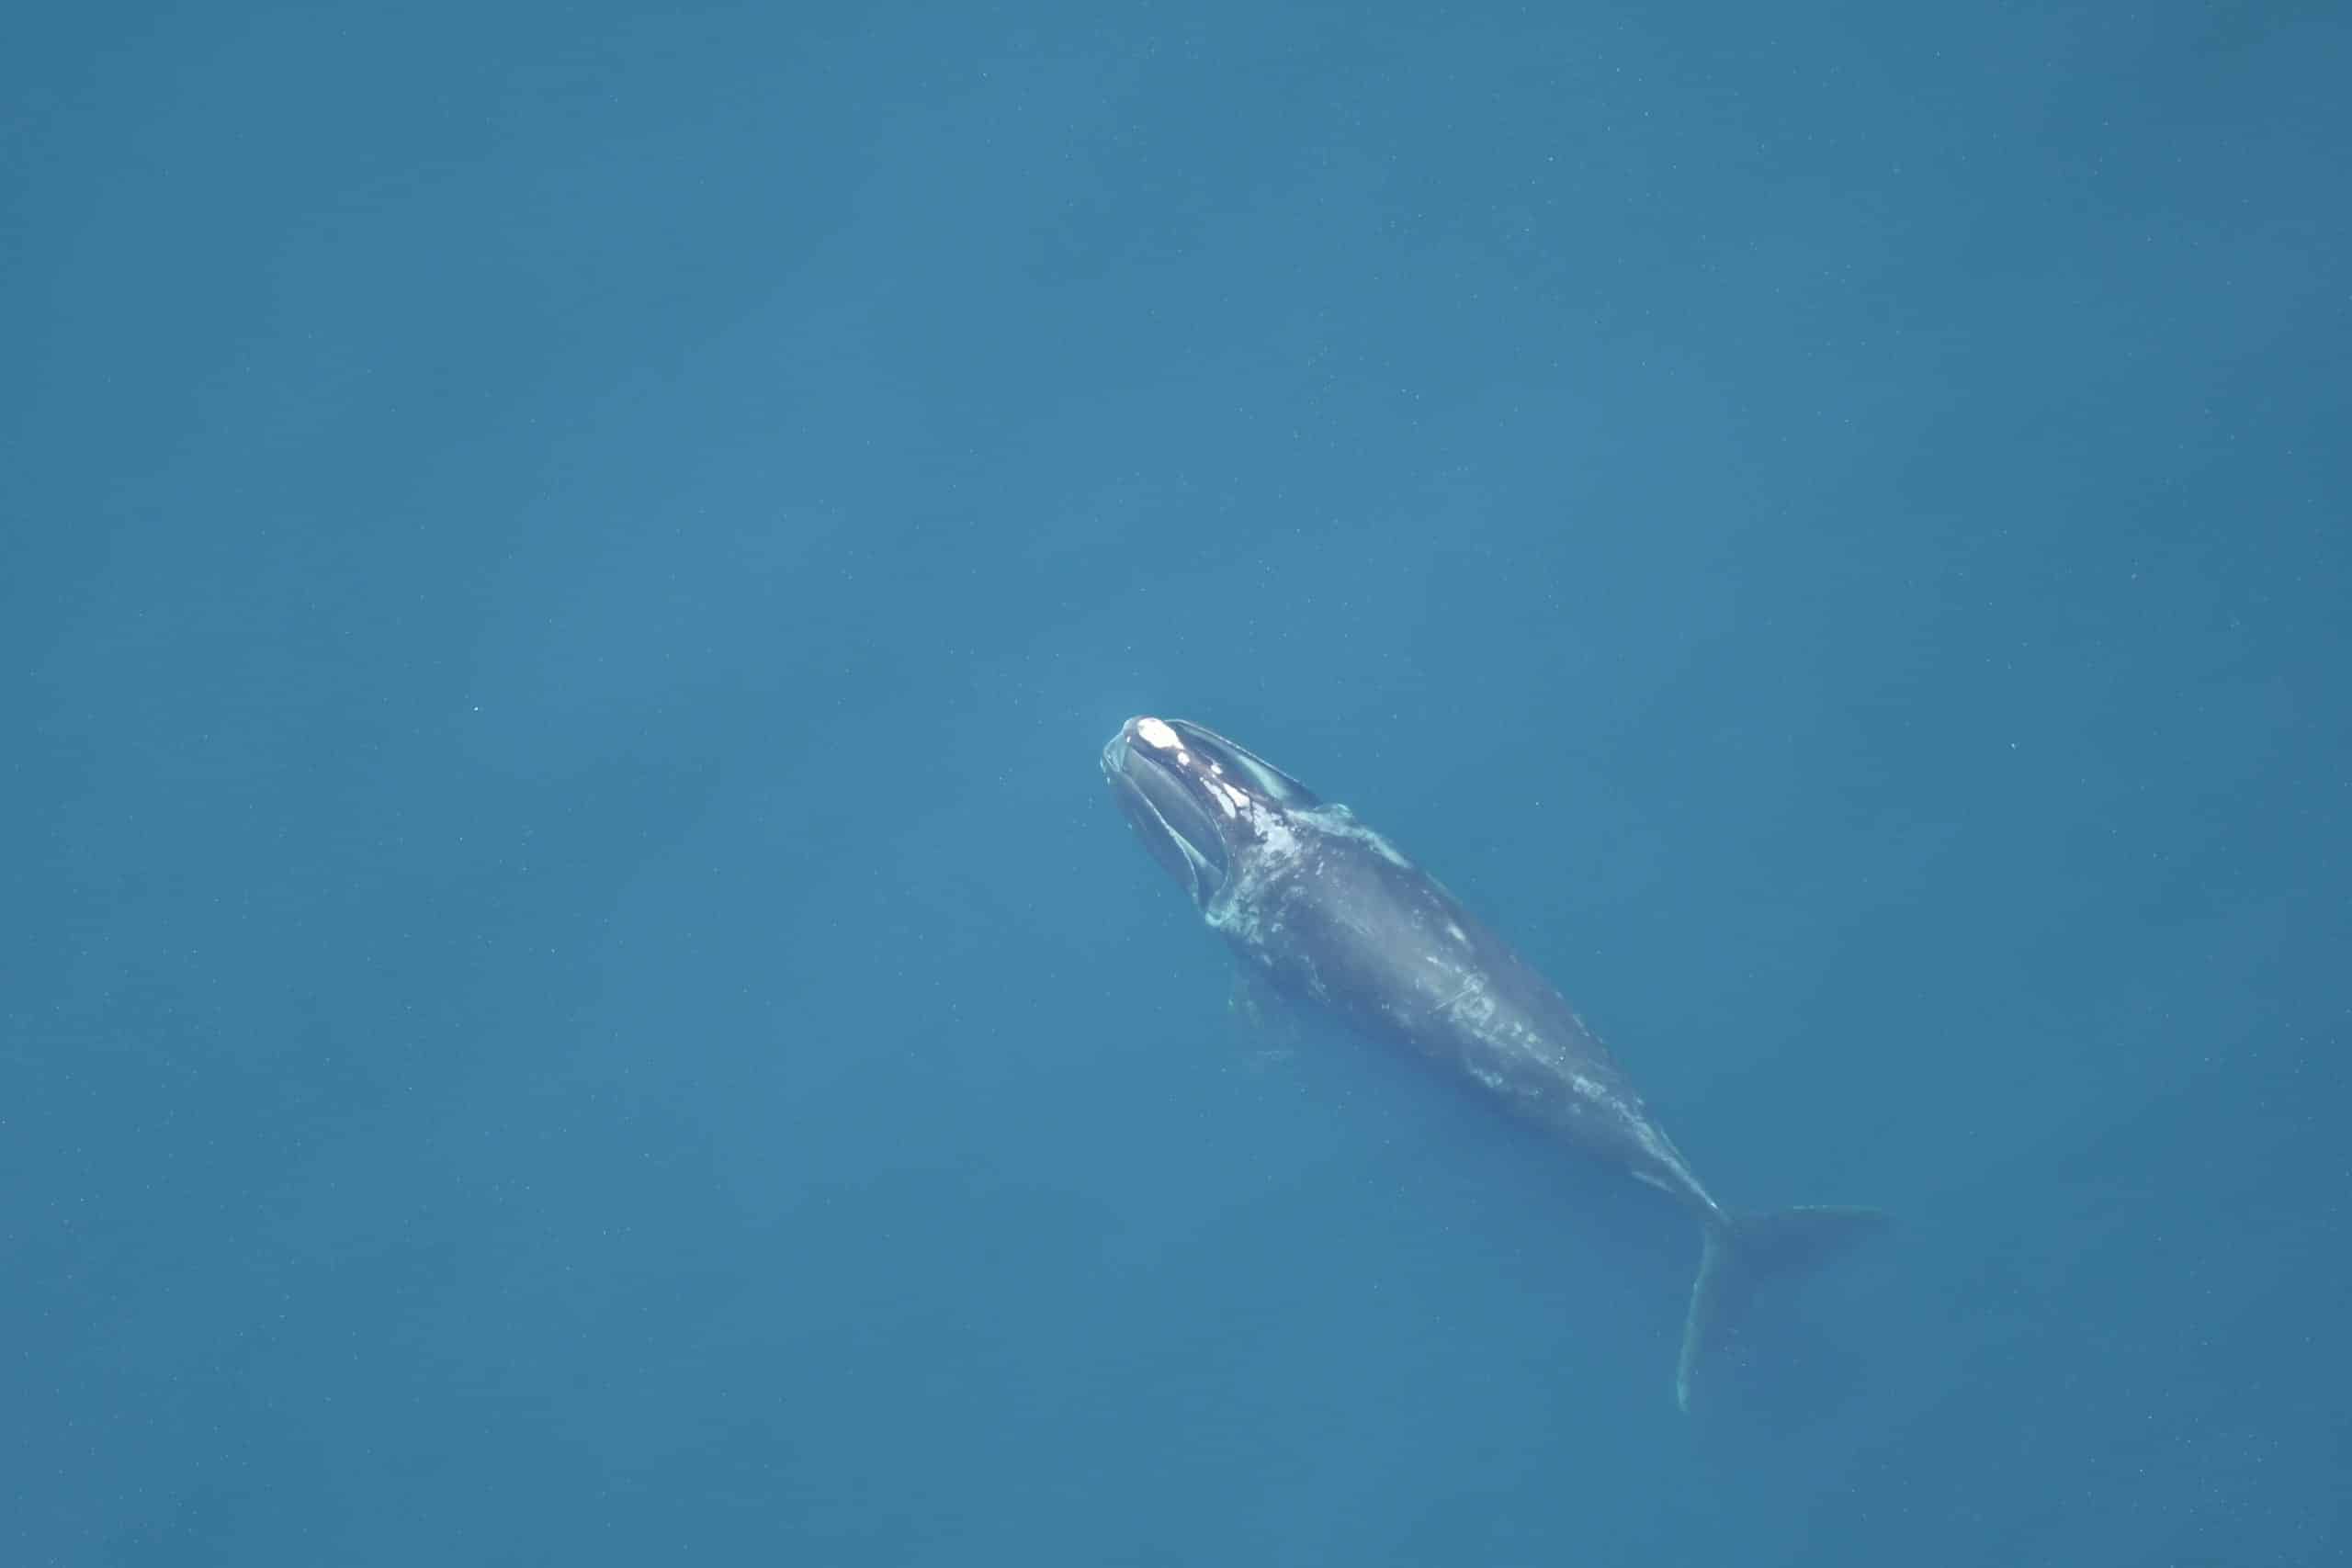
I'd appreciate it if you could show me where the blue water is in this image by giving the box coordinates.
[7,2,2346,1562]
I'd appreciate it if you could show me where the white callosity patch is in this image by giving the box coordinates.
[1134,716,1183,751]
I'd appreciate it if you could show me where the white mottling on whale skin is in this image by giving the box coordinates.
[1286,803,1415,868]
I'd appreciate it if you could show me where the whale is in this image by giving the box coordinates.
[1101,714,1887,1409]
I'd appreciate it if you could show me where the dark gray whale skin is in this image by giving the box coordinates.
[1101,715,1885,1410]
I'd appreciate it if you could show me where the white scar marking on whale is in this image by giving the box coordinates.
[1292,803,1413,868]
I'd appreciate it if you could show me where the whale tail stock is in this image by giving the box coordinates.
[1673,1204,1891,1412]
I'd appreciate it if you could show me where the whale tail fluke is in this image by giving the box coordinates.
[1674,1204,1890,1412]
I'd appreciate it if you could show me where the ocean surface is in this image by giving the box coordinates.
[6,3,2346,1563]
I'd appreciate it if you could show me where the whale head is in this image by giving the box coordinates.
[1100,716,1320,909]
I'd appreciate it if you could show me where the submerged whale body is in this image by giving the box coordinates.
[1101,714,1887,1409]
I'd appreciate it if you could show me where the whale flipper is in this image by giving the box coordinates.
[1675,1205,1892,1411]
